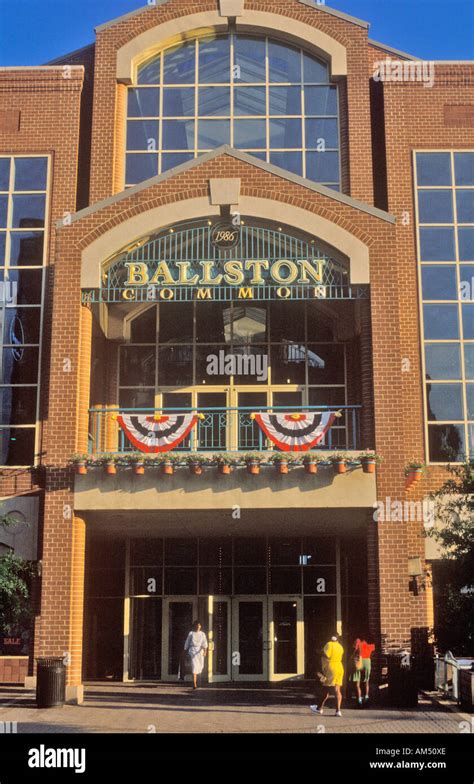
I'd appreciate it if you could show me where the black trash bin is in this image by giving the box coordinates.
[388,654,418,708]
[36,657,66,708]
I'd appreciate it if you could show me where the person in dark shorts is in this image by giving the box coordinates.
[350,634,375,705]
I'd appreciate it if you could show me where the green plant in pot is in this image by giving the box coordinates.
[244,453,262,475]
[329,452,348,474]
[186,453,208,475]
[270,452,296,474]
[404,459,426,489]
[129,452,146,475]
[70,453,89,475]
[99,453,118,475]
[160,452,181,475]
[214,453,237,475]
[358,450,382,474]
[302,452,320,474]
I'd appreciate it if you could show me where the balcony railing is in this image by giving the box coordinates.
[88,405,362,455]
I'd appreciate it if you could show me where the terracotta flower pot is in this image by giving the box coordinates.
[304,462,318,474]
[161,462,174,475]
[189,463,203,475]
[133,464,145,475]
[405,469,423,489]
[75,463,87,475]
[332,461,346,474]
[219,464,232,475]
[247,462,260,475]
[362,459,376,474]
[277,461,289,474]
[104,463,116,475]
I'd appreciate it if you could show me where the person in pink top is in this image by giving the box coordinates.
[350,633,375,705]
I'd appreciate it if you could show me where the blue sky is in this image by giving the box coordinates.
[0,0,473,65]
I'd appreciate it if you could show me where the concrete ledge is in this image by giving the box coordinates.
[24,675,37,690]
[66,685,84,705]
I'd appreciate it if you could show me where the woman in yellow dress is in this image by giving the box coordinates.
[310,634,344,717]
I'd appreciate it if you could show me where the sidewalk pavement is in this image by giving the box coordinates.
[0,682,471,734]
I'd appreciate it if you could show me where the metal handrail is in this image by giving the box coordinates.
[88,404,362,454]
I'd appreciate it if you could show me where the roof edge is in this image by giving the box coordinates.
[95,2,166,33]
[44,43,95,66]
[368,38,417,61]
[95,0,369,33]
[298,0,369,29]
[0,65,84,72]
[58,146,396,228]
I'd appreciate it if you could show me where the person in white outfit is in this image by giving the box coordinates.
[184,620,208,689]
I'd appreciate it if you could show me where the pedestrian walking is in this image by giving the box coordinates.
[350,633,375,705]
[310,634,344,717]
[184,620,208,689]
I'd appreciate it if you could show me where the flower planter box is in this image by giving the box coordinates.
[104,463,116,475]
[304,462,318,474]
[189,463,203,475]
[218,464,232,475]
[75,463,87,475]
[161,462,174,475]
[332,461,347,474]
[133,464,145,475]
[361,459,376,474]
[276,461,289,474]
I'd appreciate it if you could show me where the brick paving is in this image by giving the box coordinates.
[0,683,470,734]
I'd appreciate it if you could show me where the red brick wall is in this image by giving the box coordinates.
[0,66,84,674]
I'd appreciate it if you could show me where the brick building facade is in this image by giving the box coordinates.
[0,1,472,699]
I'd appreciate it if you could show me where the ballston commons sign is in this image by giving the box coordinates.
[81,223,369,304]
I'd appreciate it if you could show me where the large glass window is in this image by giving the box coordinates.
[415,151,474,462]
[127,535,338,597]
[118,300,347,450]
[126,34,340,189]
[0,156,48,466]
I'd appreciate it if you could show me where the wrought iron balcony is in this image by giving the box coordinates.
[88,405,362,455]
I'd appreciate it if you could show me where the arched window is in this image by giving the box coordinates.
[126,34,340,189]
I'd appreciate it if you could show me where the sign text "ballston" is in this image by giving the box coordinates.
[124,259,323,287]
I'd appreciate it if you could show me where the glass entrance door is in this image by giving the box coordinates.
[162,597,198,681]
[268,596,304,681]
[231,597,269,681]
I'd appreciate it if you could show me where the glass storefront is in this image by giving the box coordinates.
[83,534,368,682]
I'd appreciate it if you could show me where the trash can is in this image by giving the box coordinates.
[36,657,66,708]
[388,654,418,708]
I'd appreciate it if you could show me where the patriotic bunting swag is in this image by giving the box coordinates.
[116,413,201,453]
[252,411,340,452]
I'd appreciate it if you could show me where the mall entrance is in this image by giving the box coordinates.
[83,532,369,683]
[160,595,304,683]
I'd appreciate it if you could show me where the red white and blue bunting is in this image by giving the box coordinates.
[116,413,201,453]
[252,411,340,452]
